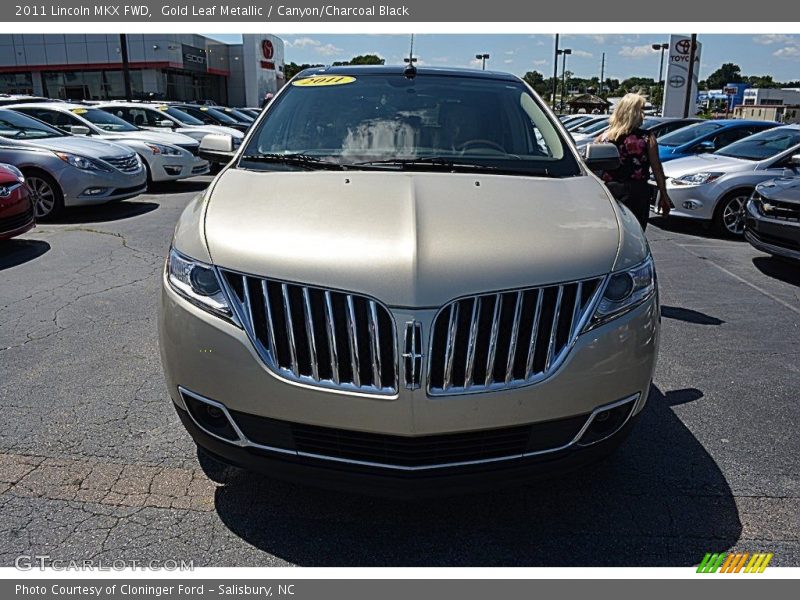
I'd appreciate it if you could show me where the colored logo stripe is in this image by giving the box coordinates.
[697,552,773,573]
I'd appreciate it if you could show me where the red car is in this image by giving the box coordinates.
[0,163,35,240]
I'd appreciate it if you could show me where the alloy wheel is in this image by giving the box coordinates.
[721,194,748,236]
[27,176,57,219]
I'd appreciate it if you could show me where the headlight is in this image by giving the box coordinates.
[585,256,656,330]
[54,151,112,172]
[167,248,232,319]
[672,172,723,186]
[146,143,182,156]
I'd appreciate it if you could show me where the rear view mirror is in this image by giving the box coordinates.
[584,143,620,172]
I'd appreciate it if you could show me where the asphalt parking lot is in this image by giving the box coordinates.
[0,179,798,567]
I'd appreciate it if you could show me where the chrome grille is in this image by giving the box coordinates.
[428,277,604,395]
[177,143,199,156]
[221,271,398,395]
[101,153,139,173]
[759,199,800,223]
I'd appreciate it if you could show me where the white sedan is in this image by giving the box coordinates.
[10,103,209,185]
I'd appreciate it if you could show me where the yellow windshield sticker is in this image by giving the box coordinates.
[200,107,208,111]
[70,108,88,114]
[293,76,356,87]
[157,106,168,110]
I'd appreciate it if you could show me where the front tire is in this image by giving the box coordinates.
[714,190,751,237]
[24,170,64,221]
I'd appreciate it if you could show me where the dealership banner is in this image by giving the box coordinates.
[661,34,702,118]
[3,0,800,21]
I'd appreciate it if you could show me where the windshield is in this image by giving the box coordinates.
[74,108,138,132]
[180,106,239,125]
[224,108,255,123]
[575,119,610,135]
[242,73,580,176]
[159,107,205,126]
[658,121,723,146]
[715,127,800,161]
[0,109,66,139]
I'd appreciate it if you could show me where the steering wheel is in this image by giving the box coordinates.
[458,139,507,154]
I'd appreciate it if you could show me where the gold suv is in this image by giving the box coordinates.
[158,66,659,494]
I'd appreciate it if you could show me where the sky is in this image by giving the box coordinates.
[205,33,800,82]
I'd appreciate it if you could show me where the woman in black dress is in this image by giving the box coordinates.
[596,93,672,231]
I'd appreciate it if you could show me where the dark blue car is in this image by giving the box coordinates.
[658,119,780,162]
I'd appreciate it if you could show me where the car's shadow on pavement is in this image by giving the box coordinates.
[648,215,737,241]
[148,179,211,195]
[0,239,51,271]
[208,384,740,566]
[752,256,800,287]
[46,201,159,224]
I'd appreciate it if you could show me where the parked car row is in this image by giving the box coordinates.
[0,95,263,224]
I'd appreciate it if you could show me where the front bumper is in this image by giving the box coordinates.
[649,180,718,221]
[159,273,659,487]
[60,166,147,207]
[0,185,35,240]
[745,199,800,261]
[147,153,210,182]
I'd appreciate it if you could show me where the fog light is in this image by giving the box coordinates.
[82,187,108,196]
[164,165,182,175]
[682,200,701,210]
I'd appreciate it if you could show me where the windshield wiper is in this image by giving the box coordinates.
[351,157,552,177]
[240,153,345,170]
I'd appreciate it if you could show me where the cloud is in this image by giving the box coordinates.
[504,50,515,55]
[315,43,343,56]
[431,56,450,63]
[504,59,513,64]
[754,34,797,45]
[773,46,800,59]
[532,59,548,66]
[571,50,593,58]
[286,37,321,49]
[618,45,658,59]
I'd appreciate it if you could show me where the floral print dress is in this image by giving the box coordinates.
[600,128,652,184]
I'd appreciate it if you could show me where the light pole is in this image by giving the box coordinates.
[475,53,490,70]
[557,48,572,111]
[652,42,668,112]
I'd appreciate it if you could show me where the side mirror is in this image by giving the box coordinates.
[70,125,91,136]
[790,154,800,166]
[584,143,620,172]
[696,140,715,153]
[198,133,235,164]
[158,120,174,128]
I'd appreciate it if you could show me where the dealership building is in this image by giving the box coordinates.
[0,34,285,106]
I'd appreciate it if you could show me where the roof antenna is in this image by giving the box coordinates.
[403,34,417,78]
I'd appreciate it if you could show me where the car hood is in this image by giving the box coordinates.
[662,153,756,178]
[101,130,199,146]
[14,135,132,158]
[181,124,244,139]
[757,177,800,203]
[203,169,621,307]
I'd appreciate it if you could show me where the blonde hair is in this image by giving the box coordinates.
[604,93,646,142]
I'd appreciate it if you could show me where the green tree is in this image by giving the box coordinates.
[333,54,385,66]
[522,70,550,97]
[705,63,744,89]
[284,62,323,79]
